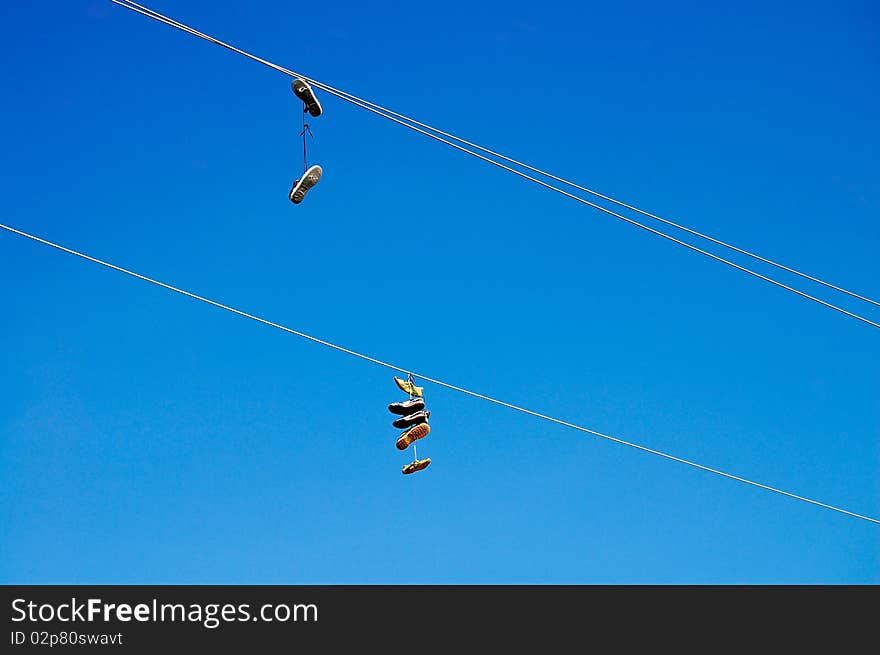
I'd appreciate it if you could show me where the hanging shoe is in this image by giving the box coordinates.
[289,164,322,204]
[392,410,430,430]
[388,397,425,415]
[393,376,424,397]
[402,457,431,475]
[396,423,430,450]
[292,78,323,117]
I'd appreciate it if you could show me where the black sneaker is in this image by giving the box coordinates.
[392,410,430,430]
[289,164,322,204]
[388,397,425,415]
[292,78,323,117]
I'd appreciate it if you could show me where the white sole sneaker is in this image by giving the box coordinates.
[292,79,323,117]
[289,164,323,204]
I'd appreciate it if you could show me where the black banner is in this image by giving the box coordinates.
[2,585,874,649]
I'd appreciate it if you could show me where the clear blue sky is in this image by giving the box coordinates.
[1,0,877,583]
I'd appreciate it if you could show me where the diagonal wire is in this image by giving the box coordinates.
[321,89,880,311]
[1,221,878,525]
[110,0,880,321]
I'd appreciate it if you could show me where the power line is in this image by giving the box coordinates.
[110,0,880,330]
[325,90,880,310]
[1,221,877,526]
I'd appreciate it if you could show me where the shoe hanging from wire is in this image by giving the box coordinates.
[289,78,323,205]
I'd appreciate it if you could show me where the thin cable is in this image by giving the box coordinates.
[322,93,880,311]
[1,221,877,525]
[111,0,880,314]
[304,96,880,330]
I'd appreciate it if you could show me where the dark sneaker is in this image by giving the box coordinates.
[392,410,430,430]
[289,164,322,204]
[396,423,430,451]
[402,457,431,475]
[292,78,323,117]
[388,397,425,415]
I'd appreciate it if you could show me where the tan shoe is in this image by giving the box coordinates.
[402,458,431,475]
[393,376,424,397]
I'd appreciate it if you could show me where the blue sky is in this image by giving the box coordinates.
[1,0,877,583]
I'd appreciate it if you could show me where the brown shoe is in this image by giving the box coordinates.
[396,423,430,450]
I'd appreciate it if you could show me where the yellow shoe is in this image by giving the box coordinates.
[402,458,431,475]
[396,423,430,450]
[394,376,424,397]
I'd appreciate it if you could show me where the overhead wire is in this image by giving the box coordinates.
[1,220,877,525]
[110,0,880,329]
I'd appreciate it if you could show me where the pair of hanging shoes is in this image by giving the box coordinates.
[290,79,323,204]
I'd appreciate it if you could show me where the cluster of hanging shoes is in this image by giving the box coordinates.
[289,78,323,204]
[388,375,432,475]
